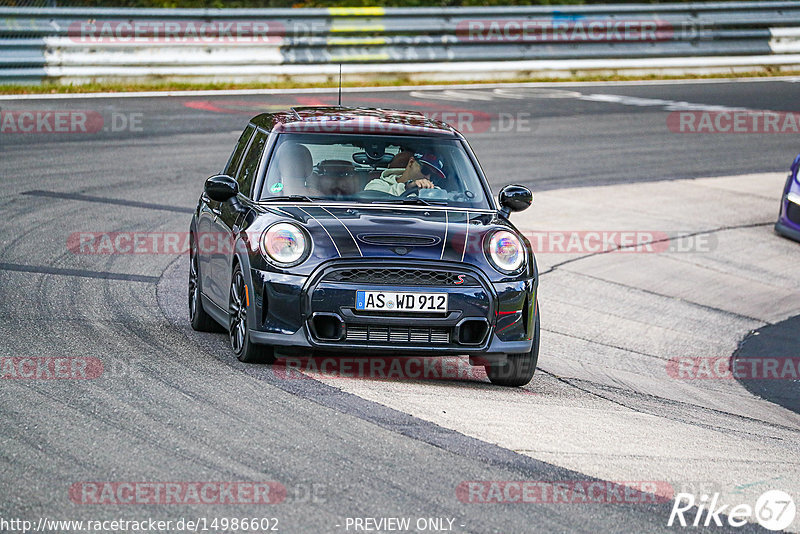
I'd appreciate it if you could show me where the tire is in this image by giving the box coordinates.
[486,301,540,387]
[189,234,219,332]
[229,263,276,364]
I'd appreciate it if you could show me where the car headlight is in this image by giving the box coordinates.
[486,230,525,273]
[261,222,309,267]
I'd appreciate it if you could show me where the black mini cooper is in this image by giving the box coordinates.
[189,107,539,386]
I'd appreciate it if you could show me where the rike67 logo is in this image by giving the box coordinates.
[668,490,796,531]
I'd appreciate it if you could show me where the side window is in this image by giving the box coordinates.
[236,130,268,198]
[223,124,255,177]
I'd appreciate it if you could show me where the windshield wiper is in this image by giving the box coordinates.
[260,195,316,203]
[402,197,447,206]
[370,198,447,206]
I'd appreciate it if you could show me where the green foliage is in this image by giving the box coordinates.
[51,0,757,7]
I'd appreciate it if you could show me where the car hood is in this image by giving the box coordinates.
[248,203,525,277]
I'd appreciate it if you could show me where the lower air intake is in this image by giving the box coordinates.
[346,325,450,344]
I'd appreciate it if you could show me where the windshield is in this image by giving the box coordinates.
[258,133,493,209]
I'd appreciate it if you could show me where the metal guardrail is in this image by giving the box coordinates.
[1,2,800,84]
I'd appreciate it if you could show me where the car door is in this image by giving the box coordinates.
[198,125,254,304]
[208,128,269,309]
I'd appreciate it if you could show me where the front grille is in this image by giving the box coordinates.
[346,324,450,344]
[787,201,800,225]
[324,268,479,287]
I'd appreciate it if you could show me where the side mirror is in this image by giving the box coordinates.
[205,174,239,202]
[498,184,532,218]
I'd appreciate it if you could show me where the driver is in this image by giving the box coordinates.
[364,151,445,196]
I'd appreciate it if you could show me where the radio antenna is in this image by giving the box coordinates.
[338,64,342,106]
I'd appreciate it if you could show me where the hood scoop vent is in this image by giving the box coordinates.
[357,234,441,247]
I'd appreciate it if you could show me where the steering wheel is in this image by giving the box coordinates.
[400,186,420,197]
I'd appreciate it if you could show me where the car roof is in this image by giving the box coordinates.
[250,106,460,138]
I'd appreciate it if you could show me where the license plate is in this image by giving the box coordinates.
[355,290,448,313]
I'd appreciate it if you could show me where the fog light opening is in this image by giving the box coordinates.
[312,314,344,341]
[457,319,489,345]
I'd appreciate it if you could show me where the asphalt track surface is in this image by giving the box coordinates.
[0,78,798,533]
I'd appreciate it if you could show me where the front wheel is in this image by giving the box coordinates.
[486,303,540,387]
[229,264,276,364]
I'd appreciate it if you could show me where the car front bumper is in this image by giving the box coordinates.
[775,219,800,243]
[248,260,536,356]
[776,191,800,243]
